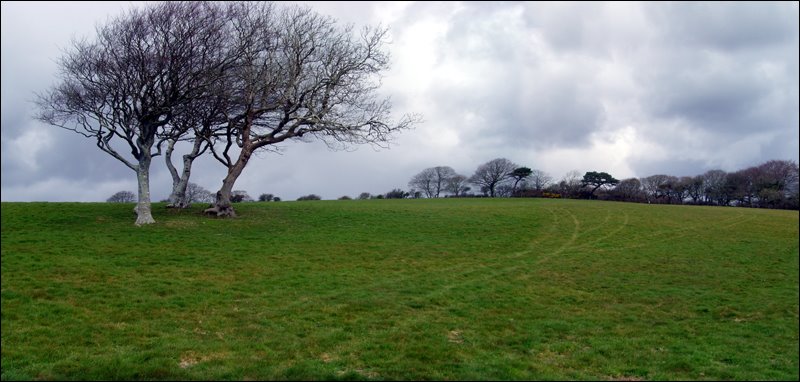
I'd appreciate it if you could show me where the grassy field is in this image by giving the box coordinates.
[1,199,798,380]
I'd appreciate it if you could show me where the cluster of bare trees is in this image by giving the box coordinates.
[599,160,799,210]
[38,1,417,225]
[408,158,555,198]
[406,158,798,210]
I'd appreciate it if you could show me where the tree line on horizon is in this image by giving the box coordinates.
[395,157,798,210]
[108,157,798,210]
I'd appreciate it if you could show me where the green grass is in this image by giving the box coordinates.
[1,199,798,380]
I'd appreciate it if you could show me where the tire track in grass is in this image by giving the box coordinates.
[613,208,750,252]
[235,203,752,369]
[243,202,569,321]
[289,204,591,377]
[243,203,577,377]
[248,203,752,378]
[254,202,600,322]
[307,205,758,375]
[247,203,745,321]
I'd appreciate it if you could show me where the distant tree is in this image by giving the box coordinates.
[529,169,553,191]
[469,158,517,197]
[557,170,584,198]
[231,190,253,203]
[297,194,322,201]
[496,184,515,197]
[258,193,274,202]
[107,191,136,203]
[680,176,705,204]
[509,167,532,195]
[408,168,436,198]
[409,166,456,198]
[581,171,619,198]
[338,195,352,200]
[640,174,672,203]
[385,189,408,199]
[445,174,470,197]
[699,170,727,205]
[725,168,757,207]
[358,192,372,200]
[186,183,214,204]
[273,197,281,202]
[612,178,644,202]
[752,160,799,208]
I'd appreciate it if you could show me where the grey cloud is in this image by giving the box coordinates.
[417,2,607,151]
[648,2,798,51]
[630,157,710,179]
[1,2,798,201]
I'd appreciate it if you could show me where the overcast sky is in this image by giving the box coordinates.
[2,1,798,202]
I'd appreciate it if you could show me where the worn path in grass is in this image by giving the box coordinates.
[1,199,798,380]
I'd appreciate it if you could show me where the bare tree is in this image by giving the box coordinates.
[445,174,469,197]
[640,174,672,203]
[701,169,728,205]
[162,82,230,209]
[107,191,136,203]
[408,168,437,198]
[726,168,759,207]
[409,166,456,198]
[557,170,584,198]
[611,178,644,202]
[185,182,214,204]
[680,175,704,204]
[528,169,553,191]
[469,158,517,197]
[753,160,799,208]
[37,2,230,225]
[204,3,418,217]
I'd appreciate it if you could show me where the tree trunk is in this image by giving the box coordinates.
[135,153,156,226]
[205,147,252,218]
[165,136,204,209]
[164,139,186,208]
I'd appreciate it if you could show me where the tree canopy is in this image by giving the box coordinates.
[582,171,620,197]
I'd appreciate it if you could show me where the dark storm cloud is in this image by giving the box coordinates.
[624,2,799,175]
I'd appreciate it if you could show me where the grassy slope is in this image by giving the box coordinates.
[1,199,798,380]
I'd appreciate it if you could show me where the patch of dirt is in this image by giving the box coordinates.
[179,355,198,369]
[448,330,464,344]
[164,220,197,228]
[607,375,644,381]
[179,351,227,369]
[336,369,378,379]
